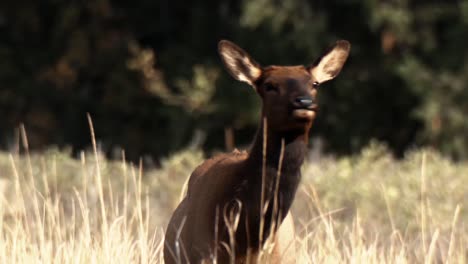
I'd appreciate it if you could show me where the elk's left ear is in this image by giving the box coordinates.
[309,40,350,83]
[218,40,262,86]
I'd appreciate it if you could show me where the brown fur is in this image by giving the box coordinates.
[164,40,350,264]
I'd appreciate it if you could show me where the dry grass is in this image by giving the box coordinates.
[0,131,466,263]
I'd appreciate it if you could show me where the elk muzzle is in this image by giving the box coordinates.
[292,95,317,120]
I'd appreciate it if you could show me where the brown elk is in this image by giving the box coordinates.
[164,40,350,263]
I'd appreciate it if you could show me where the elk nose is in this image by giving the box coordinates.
[294,96,314,108]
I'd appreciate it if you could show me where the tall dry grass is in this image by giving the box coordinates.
[0,125,466,263]
[0,123,164,263]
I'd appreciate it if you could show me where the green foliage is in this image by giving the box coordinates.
[300,142,467,236]
[1,1,468,158]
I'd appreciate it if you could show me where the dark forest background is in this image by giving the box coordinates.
[1,0,468,162]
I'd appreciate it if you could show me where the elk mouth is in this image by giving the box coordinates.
[292,106,318,120]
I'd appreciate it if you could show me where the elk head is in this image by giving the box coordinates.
[218,40,350,132]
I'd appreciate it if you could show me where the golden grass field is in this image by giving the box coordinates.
[0,128,466,263]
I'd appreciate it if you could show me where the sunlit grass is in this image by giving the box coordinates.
[0,137,466,263]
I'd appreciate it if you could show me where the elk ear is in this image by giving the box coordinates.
[218,40,262,86]
[310,40,350,83]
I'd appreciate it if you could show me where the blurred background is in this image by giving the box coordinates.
[1,0,468,162]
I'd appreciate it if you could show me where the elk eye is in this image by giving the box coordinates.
[312,81,320,88]
[264,83,278,93]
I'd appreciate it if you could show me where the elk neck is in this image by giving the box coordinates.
[240,116,310,246]
[246,117,311,181]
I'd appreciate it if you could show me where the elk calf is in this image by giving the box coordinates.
[164,40,350,263]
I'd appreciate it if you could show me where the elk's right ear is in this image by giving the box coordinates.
[218,40,262,86]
